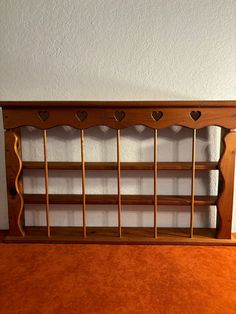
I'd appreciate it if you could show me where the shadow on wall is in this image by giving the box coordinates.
[0,54,201,100]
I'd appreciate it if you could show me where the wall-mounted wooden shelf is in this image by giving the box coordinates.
[1,100,236,245]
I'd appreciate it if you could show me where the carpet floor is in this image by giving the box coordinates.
[0,244,235,314]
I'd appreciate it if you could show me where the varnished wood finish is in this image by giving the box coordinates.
[80,129,87,238]
[216,130,236,239]
[23,194,217,206]
[1,100,236,244]
[1,100,236,108]
[22,161,219,171]
[154,129,158,238]
[14,128,25,230]
[4,227,236,246]
[0,230,8,242]
[4,130,25,237]
[4,107,236,130]
[190,129,196,238]
[117,129,122,237]
[43,130,50,237]
[216,128,227,237]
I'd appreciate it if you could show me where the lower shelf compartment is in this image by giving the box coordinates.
[4,227,236,245]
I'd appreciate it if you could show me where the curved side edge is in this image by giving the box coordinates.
[216,130,236,239]
[14,134,25,236]
[5,130,25,237]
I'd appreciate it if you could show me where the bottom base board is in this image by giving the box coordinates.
[4,227,236,245]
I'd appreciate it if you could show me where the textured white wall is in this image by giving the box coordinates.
[0,0,235,230]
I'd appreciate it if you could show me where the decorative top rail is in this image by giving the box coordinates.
[1,100,236,130]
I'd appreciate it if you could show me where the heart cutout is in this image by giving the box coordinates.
[151,111,163,121]
[114,111,125,122]
[76,111,88,122]
[38,111,49,121]
[190,111,201,121]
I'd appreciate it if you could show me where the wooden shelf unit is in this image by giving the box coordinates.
[1,100,236,245]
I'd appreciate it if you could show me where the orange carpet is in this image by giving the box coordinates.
[0,244,235,314]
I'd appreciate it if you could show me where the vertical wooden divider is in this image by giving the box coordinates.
[80,129,87,238]
[154,129,158,238]
[117,129,122,237]
[43,130,50,237]
[190,129,197,238]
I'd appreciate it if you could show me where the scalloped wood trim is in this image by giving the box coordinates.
[5,131,25,237]
[3,107,236,129]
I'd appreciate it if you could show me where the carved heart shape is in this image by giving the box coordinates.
[76,111,88,122]
[190,111,201,121]
[151,111,163,121]
[38,111,49,121]
[114,111,125,122]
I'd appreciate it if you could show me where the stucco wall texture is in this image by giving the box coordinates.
[0,0,235,230]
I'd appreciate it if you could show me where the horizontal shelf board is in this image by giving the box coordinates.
[4,227,236,245]
[2,100,236,108]
[23,161,219,171]
[24,194,217,206]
